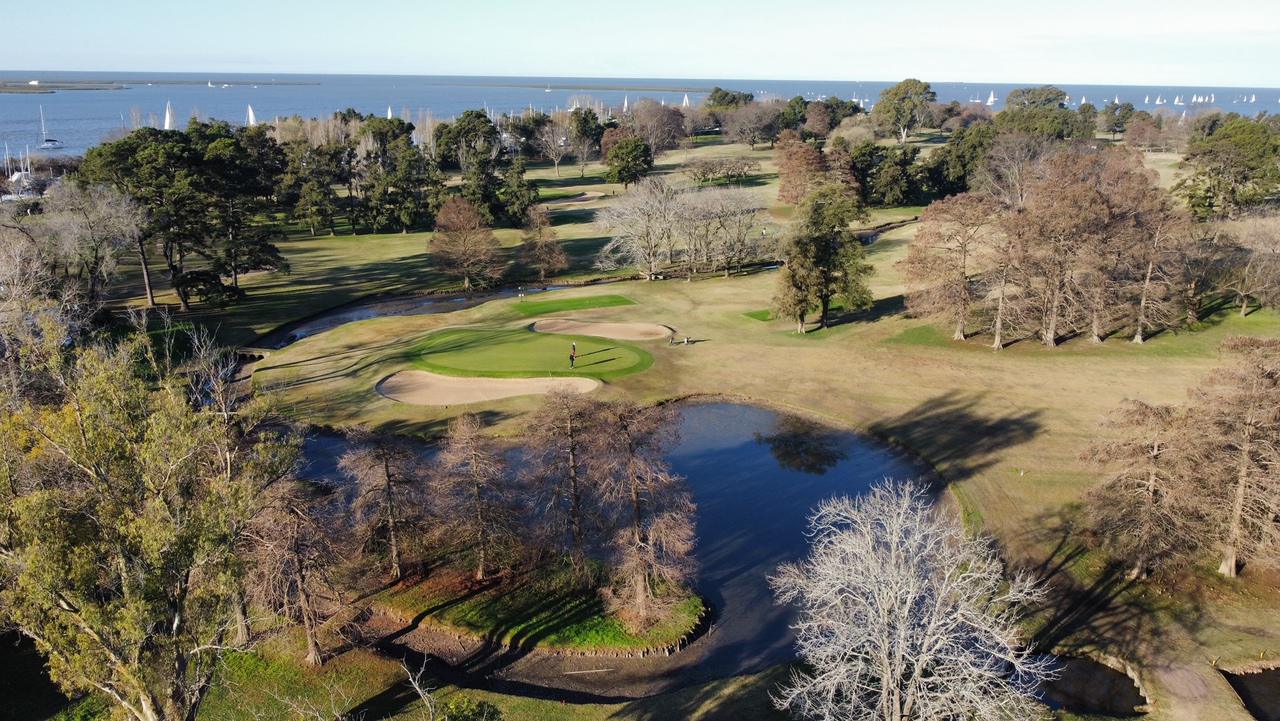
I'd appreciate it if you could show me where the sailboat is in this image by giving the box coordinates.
[37,106,65,150]
[622,95,628,113]
[1145,95,1150,104]
[682,93,690,108]
[163,101,175,131]
[1210,93,1215,103]
[544,83,551,93]
[207,80,215,88]
[1173,96,1184,106]
[1113,94,1120,104]
[986,90,996,106]
[1154,95,1165,105]
[386,105,393,120]
[246,105,257,127]
[1081,95,1087,105]
[1250,93,1257,103]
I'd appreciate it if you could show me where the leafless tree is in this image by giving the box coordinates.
[1188,337,1280,577]
[629,99,686,155]
[902,193,999,340]
[519,205,566,283]
[1084,400,1207,578]
[593,401,696,630]
[597,177,678,279]
[978,132,1050,210]
[723,103,781,149]
[42,181,142,305]
[434,414,517,581]
[339,428,427,581]
[432,197,505,291]
[525,391,609,576]
[770,481,1053,721]
[1216,214,1280,316]
[1127,206,1194,343]
[534,117,571,178]
[245,481,343,666]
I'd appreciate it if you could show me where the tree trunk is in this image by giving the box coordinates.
[1220,441,1252,578]
[1042,283,1062,348]
[472,463,486,581]
[232,590,251,646]
[382,458,401,580]
[992,272,1008,350]
[1241,294,1250,316]
[136,238,156,307]
[294,537,323,666]
[1133,260,1154,343]
[952,315,965,341]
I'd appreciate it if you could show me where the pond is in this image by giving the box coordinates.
[1041,656,1148,717]
[1225,668,1280,721]
[664,401,925,682]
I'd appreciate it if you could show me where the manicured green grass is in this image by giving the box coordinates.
[512,293,637,317]
[409,327,652,381]
[376,565,703,652]
[743,309,773,321]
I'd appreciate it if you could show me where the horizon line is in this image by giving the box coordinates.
[3,68,1277,92]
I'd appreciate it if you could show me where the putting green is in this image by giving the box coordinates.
[408,328,652,381]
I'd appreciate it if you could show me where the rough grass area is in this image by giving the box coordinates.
[512,294,637,317]
[376,565,703,652]
[410,327,652,381]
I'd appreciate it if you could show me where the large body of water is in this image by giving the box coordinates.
[3,70,1279,157]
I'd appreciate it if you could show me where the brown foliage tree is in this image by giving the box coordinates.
[519,204,566,283]
[776,132,827,204]
[592,401,696,629]
[434,414,517,581]
[338,428,427,581]
[902,193,998,340]
[432,196,504,291]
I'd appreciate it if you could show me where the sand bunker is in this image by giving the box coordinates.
[531,319,673,341]
[376,370,599,406]
[543,191,605,205]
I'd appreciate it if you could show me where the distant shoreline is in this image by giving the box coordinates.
[0,79,320,94]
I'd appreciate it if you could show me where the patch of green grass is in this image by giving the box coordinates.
[743,309,773,321]
[512,294,637,317]
[376,565,703,651]
[409,328,652,381]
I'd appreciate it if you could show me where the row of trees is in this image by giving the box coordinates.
[1087,337,1280,579]
[904,141,1280,348]
[596,177,766,279]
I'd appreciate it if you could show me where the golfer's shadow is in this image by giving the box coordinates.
[578,357,618,368]
[577,347,615,357]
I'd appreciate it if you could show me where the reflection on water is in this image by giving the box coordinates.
[667,402,923,682]
[753,415,849,475]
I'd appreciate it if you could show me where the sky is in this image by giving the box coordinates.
[16,0,1280,87]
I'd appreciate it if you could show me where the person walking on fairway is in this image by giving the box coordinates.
[569,349,576,369]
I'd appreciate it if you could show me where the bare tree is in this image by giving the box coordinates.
[1189,337,1280,577]
[977,132,1050,210]
[629,100,686,155]
[245,481,343,666]
[1128,206,1194,343]
[533,117,571,178]
[593,401,696,629]
[723,102,781,149]
[903,193,998,340]
[597,177,678,279]
[1217,214,1280,316]
[525,391,608,575]
[43,182,142,305]
[432,197,505,291]
[434,414,517,581]
[339,428,426,581]
[519,205,566,283]
[770,481,1053,721]
[1084,400,1207,578]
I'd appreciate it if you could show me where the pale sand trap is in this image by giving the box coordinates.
[376,370,599,406]
[531,319,674,341]
[543,191,605,205]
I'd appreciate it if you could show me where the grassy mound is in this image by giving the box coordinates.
[410,328,652,381]
[377,565,704,652]
[513,294,636,317]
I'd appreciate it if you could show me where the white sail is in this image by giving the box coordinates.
[1251,93,1257,103]
[682,93,690,108]
[622,95,628,113]
[39,106,48,137]
[1114,94,1120,104]
[1081,95,1087,105]
[207,80,214,88]
[246,105,257,127]
[163,101,174,130]
[386,105,393,120]
[986,90,996,106]
[1210,93,1215,103]
[1145,95,1150,104]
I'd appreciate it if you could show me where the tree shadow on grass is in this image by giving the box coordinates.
[1017,507,1207,661]
[866,391,1043,484]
